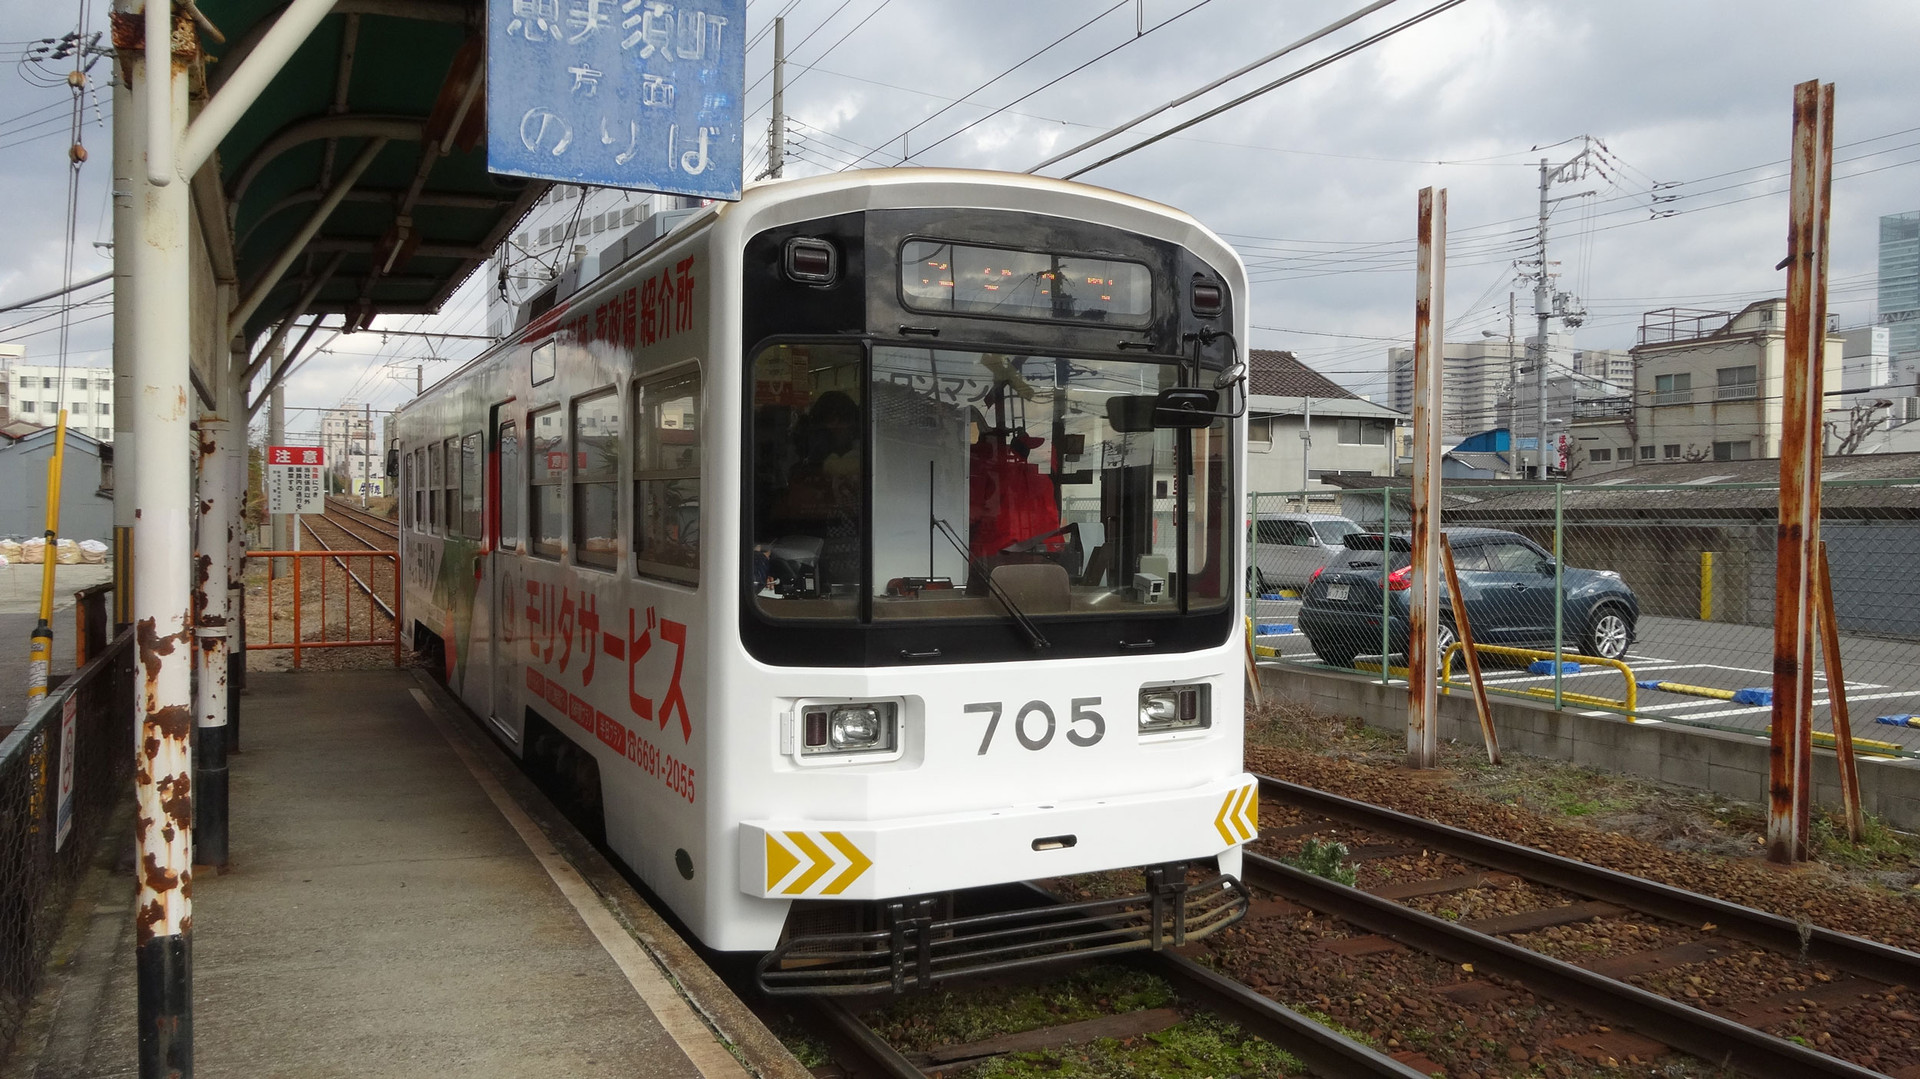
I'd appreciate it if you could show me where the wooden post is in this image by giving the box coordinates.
[1815,541,1863,843]
[1442,542,1500,764]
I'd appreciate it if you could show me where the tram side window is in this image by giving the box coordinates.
[442,438,461,534]
[634,367,701,584]
[572,391,621,570]
[400,451,413,530]
[427,442,443,533]
[460,432,483,538]
[529,405,565,559]
[498,421,521,551]
[413,449,426,531]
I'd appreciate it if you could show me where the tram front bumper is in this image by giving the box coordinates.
[740,773,1258,900]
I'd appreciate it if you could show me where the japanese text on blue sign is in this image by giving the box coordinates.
[487,0,746,200]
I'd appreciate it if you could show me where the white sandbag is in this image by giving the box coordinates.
[55,539,81,565]
[79,539,108,564]
[0,539,19,562]
[19,538,44,564]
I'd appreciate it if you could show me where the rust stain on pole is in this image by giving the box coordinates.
[134,615,194,945]
[1815,541,1863,843]
[1442,541,1499,764]
[1407,186,1445,769]
[1769,79,1834,865]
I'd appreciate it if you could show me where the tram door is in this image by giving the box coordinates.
[487,409,523,744]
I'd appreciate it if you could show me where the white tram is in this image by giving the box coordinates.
[394,169,1258,991]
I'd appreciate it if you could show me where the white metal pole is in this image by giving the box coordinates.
[269,340,287,573]
[127,12,194,1069]
[176,0,337,177]
[111,66,138,626]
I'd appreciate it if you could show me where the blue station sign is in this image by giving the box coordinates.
[487,0,745,200]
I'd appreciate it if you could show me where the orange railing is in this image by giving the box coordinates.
[245,549,401,667]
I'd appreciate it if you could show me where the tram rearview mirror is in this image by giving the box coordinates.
[1105,389,1221,432]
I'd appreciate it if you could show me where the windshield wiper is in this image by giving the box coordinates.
[932,518,1050,651]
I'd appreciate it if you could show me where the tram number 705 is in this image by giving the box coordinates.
[967,699,1105,755]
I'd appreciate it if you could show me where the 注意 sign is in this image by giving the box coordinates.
[486,0,746,200]
[267,445,326,516]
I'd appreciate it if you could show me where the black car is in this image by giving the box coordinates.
[1296,528,1638,669]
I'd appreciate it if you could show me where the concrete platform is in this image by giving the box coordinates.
[4,668,807,1079]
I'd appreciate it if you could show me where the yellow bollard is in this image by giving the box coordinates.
[26,410,68,703]
[1699,551,1715,622]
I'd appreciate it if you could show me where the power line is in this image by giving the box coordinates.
[1057,0,1474,180]
[900,0,1217,167]
[838,1,1130,171]
[1029,0,1404,175]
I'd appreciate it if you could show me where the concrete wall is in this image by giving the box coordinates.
[0,434,113,542]
[1261,663,1920,832]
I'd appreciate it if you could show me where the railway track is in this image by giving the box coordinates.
[299,504,397,620]
[1247,774,1912,1077]
[792,951,1434,1079]
[320,497,400,543]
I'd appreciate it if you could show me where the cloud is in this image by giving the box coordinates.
[2,0,1915,413]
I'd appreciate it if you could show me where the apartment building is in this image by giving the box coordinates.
[0,346,115,442]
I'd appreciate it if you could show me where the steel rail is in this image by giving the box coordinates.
[323,497,401,538]
[1257,775,1920,988]
[298,517,396,619]
[1009,883,1426,1077]
[808,998,926,1079]
[1243,852,1881,1078]
[1133,950,1431,1078]
[316,509,398,552]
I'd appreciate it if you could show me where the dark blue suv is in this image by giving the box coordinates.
[1296,528,1638,669]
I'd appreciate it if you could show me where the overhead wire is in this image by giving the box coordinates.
[899,0,1218,167]
[1058,0,1473,180]
[836,1,1131,171]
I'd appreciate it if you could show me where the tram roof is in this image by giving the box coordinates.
[200,0,547,343]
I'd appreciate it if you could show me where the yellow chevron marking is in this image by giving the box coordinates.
[782,831,834,895]
[765,833,800,891]
[1245,787,1259,837]
[1233,785,1257,842]
[1228,786,1250,842]
[820,831,873,895]
[1214,790,1238,845]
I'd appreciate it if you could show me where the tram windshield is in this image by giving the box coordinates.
[750,342,1232,623]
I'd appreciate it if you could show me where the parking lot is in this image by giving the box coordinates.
[1253,592,1920,756]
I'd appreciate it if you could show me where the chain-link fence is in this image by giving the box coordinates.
[1249,480,1920,755]
[0,627,135,1053]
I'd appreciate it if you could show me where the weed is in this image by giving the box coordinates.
[1280,837,1358,887]
[961,1012,1301,1078]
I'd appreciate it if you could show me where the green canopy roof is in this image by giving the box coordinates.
[200,0,546,342]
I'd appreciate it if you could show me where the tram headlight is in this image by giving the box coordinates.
[1138,685,1210,734]
[797,701,899,758]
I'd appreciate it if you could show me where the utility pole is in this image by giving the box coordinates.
[765,17,785,179]
[415,363,422,396]
[1506,292,1517,474]
[1299,395,1310,495]
[1529,142,1596,478]
[362,401,371,505]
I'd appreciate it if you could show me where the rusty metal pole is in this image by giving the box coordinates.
[193,405,231,867]
[1768,79,1834,865]
[1406,186,1446,768]
[119,1,195,1071]
[226,341,247,747]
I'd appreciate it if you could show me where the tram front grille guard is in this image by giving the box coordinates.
[755,868,1249,995]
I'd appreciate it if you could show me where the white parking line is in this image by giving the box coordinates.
[1651,691,1919,722]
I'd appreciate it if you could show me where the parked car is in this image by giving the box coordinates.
[1296,527,1638,668]
[1252,512,1362,593]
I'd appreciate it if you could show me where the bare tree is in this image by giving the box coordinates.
[1827,399,1893,455]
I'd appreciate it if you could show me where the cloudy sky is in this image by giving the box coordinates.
[1,0,1915,435]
